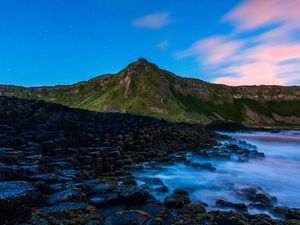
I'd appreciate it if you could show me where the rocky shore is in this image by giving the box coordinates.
[0,96,299,225]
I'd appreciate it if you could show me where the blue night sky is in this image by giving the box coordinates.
[1,0,300,87]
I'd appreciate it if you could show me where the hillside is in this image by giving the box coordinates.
[1,58,300,126]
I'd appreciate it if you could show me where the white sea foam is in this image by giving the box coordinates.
[134,130,300,216]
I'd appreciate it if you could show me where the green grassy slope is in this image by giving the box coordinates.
[1,58,300,126]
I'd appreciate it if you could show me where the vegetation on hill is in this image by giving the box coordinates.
[1,58,300,126]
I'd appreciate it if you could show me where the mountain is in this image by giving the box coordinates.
[1,58,300,126]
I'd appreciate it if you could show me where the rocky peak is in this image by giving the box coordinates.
[120,57,158,76]
[136,57,149,65]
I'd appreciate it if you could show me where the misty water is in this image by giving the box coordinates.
[134,130,300,216]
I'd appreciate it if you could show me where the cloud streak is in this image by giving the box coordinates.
[132,12,172,29]
[177,0,300,86]
[156,40,170,50]
[224,0,300,32]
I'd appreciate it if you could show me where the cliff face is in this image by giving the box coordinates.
[1,58,300,126]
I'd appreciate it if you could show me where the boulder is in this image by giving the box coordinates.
[37,202,101,224]
[120,186,153,205]
[164,189,191,209]
[89,193,120,206]
[286,208,300,220]
[190,162,216,171]
[103,210,161,225]
[0,181,43,224]
[216,199,248,212]
[38,201,89,215]
[46,189,86,205]
[235,186,277,206]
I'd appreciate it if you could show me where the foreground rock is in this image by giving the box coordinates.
[206,120,249,131]
[103,210,161,225]
[164,189,191,209]
[216,199,248,213]
[0,96,299,225]
[0,96,216,224]
[0,181,42,224]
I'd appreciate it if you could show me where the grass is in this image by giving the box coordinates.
[2,62,300,127]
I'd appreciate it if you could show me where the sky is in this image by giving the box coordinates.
[1,0,300,87]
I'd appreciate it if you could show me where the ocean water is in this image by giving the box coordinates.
[134,130,300,215]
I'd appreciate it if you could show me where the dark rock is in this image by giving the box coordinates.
[102,210,161,225]
[122,178,137,186]
[286,208,300,220]
[0,164,33,181]
[206,120,249,132]
[216,199,248,212]
[171,203,207,225]
[191,162,216,171]
[85,180,116,194]
[36,202,101,224]
[17,216,50,225]
[138,202,165,218]
[164,196,185,209]
[155,185,168,193]
[89,193,120,206]
[3,96,286,224]
[29,173,58,183]
[207,211,275,225]
[235,186,277,206]
[164,189,191,209]
[0,181,43,224]
[120,186,153,205]
[46,188,86,205]
[39,202,89,214]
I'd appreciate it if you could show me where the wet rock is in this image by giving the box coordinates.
[4,96,281,224]
[138,202,165,218]
[122,178,137,186]
[191,162,216,171]
[206,211,276,225]
[29,173,59,183]
[171,204,206,225]
[272,206,290,218]
[164,195,185,209]
[0,181,43,224]
[216,199,248,212]
[47,183,65,193]
[89,193,120,206]
[155,185,168,193]
[245,213,277,225]
[85,180,116,194]
[120,186,154,205]
[102,210,161,225]
[36,202,101,224]
[16,216,50,225]
[46,188,86,205]
[164,189,191,209]
[96,204,127,219]
[235,186,277,206]
[0,147,25,163]
[0,164,33,181]
[206,120,248,132]
[286,208,300,220]
[39,202,89,214]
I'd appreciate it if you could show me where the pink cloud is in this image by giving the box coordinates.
[132,12,172,29]
[214,62,298,86]
[176,36,242,64]
[224,0,300,31]
[254,26,294,43]
[176,0,300,86]
[245,44,300,62]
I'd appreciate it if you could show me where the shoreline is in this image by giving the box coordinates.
[0,96,299,225]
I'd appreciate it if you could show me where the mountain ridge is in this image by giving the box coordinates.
[1,58,300,126]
